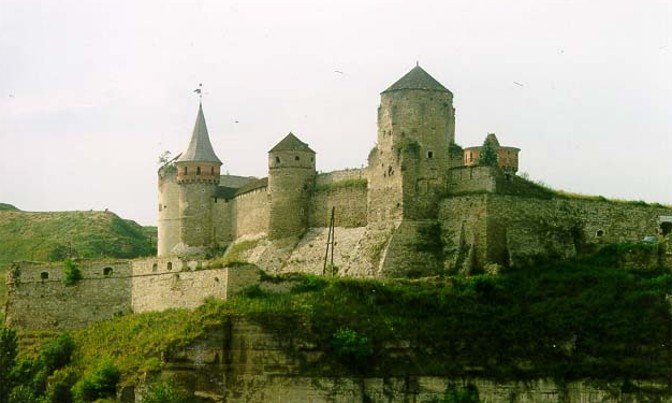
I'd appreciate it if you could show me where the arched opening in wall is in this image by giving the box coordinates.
[596,229,605,237]
[40,272,48,280]
[167,262,173,271]
[427,151,434,159]
[152,263,158,272]
[103,267,113,276]
[184,166,188,175]
[275,156,281,164]
[295,155,300,161]
[661,222,672,236]
[196,166,201,175]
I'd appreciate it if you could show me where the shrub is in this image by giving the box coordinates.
[330,328,373,369]
[142,379,192,403]
[0,325,18,402]
[40,333,75,373]
[62,259,82,286]
[72,359,120,402]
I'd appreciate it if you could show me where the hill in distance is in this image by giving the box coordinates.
[0,205,156,267]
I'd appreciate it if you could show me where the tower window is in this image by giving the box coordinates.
[596,229,604,237]
[211,167,214,174]
[196,166,201,175]
[427,151,434,159]
[184,166,188,175]
[276,156,281,164]
[295,156,300,161]
[167,262,173,271]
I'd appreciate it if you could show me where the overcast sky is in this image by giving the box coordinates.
[1,0,670,225]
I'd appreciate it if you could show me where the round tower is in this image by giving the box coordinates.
[267,132,316,240]
[158,103,222,256]
[368,64,455,221]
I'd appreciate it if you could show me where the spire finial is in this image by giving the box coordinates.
[416,60,419,67]
[193,83,203,102]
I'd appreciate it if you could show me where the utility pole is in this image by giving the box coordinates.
[323,207,335,275]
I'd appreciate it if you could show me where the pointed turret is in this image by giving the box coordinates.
[177,103,222,164]
[175,104,222,184]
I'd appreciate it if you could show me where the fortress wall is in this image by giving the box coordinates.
[212,199,234,245]
[231,187,269,238]
[309,186,367,227]
[447,166,497,194]
[130,265,259,313]
[315,168,366,186]
[440,194,672,270]
[5,261,133,330]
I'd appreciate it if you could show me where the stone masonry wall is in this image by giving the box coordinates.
[5,258,260,330]
[230,186,269,239]
[5,261,132,330]
[440,194,672,271]
[447,166,497,194]
[315,168,366,186]
[131,259,259,313]
[309,186,367,228]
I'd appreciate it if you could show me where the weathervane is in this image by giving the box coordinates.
[193,83,203,102]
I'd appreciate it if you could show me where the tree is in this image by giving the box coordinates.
[157,150,172,166]
[0,325,18,403]
[477,136,498,167]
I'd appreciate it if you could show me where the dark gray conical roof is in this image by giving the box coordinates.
[382,65,451,94]
[176,103,222,164]
[269,132,315,153]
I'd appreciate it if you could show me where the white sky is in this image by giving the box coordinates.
[1,0,670,225]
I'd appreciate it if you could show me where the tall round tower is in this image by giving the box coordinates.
[368,64,455,221]
[163,103,222,255]
[267,133,316,240]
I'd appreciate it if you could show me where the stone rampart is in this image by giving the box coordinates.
[447,166,497,194]
[440,194,672,271]
[131,263,259,313]
[4,259,260,330]
[309,186,367,228]
[5,261,133,330]
[230,186,269,238]
[315,168,366,186]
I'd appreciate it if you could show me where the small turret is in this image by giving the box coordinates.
[268,133,316,239]
[463,133,520,173]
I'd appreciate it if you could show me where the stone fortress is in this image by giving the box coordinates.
[5,65,672,330]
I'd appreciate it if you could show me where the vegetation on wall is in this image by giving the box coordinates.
[62,259,82,286]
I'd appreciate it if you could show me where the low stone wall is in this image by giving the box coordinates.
[131,265,259,313]
[4,259,260,330]
[5,261,133,330]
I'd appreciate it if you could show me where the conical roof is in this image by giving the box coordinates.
[269,132,315,153]
[382,65,451,94]
[176,103,222,164]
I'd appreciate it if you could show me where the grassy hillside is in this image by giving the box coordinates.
[4,247,671,401]
[0,207,156,307]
